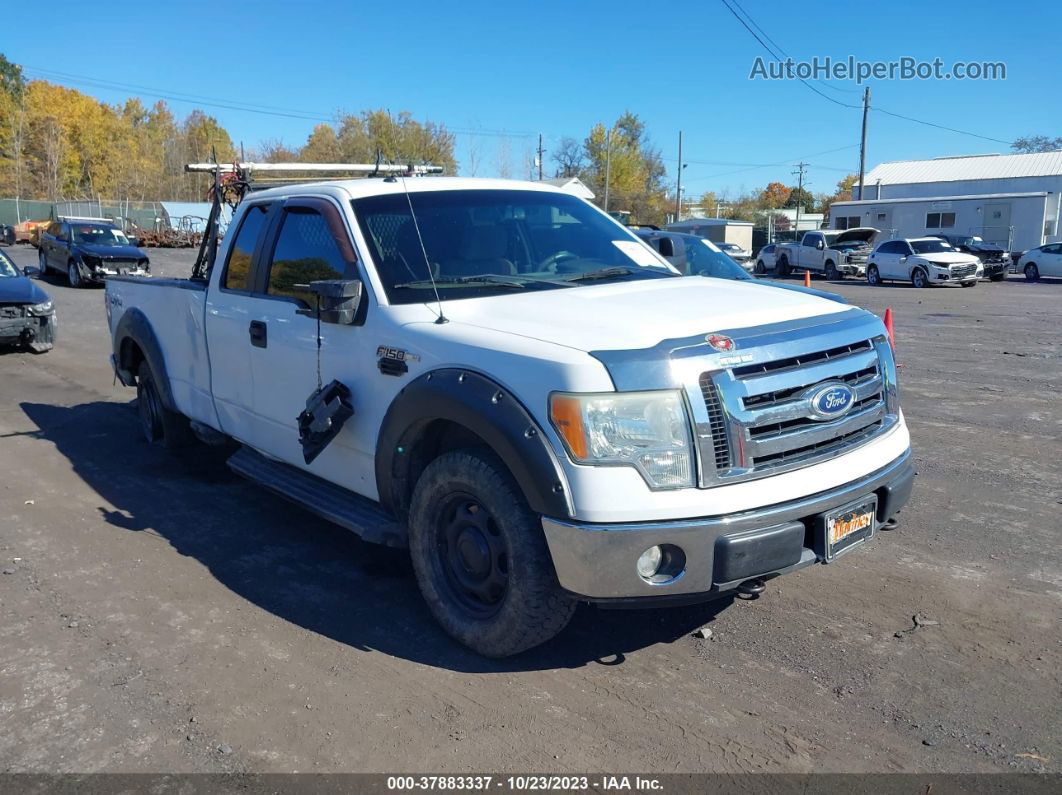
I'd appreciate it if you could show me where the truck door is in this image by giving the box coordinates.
[802,233,822,269]
[243,198,378,491]
[204,201,274,443]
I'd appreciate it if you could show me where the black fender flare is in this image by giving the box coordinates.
[375,369,572,520]
[113,308,178,412]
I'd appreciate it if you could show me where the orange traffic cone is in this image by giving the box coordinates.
[884,307,895,350]
[803,270,811,287]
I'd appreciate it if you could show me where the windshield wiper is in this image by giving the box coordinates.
[558,266,638,282]
[393,275,527,290]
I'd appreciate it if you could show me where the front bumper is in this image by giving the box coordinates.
[542,448,914,601]
[0,311,57,350]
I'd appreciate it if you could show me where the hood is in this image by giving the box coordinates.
[967,241,1005,253]
[920,251,981,265]
[0,275,50,305]
[436,276,854,352]
[78,242,145,259]
[759,280,848,304]
[834,227,879,245]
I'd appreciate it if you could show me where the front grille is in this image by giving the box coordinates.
[953,263,976,278]
[698,335,894,484]
[0,304,26,319]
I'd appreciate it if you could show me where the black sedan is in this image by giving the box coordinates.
[927,234,1009,281]
[0,249,56,353]
[37,218,150,287]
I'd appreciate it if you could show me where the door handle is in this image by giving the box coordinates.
[249,320,267,348]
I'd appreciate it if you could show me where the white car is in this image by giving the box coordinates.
[1016,243,1062,281]
[105,173,913,657]
[715,241,751,266]
[753,243,780,275]
[866,237,982,288]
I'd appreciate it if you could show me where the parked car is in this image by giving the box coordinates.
[866,237,982,288]
[753,243,780,275]
[106,175,913,657]
[926,234,1009,281]
[775,229,878,280]
[634,230,846,303]
[1016,243,1062,281]
[713,241,751,266]
[38,217,150,287]
[0,249,56,353]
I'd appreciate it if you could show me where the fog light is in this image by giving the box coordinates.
[636,546,663,579]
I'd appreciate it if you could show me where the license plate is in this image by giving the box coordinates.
[823,496,877,561]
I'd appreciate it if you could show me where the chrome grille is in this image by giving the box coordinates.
[697,334,896,485]
[953,263,976,278]
[0,304,26,319]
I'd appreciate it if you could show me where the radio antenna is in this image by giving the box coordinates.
[400,175,447,324]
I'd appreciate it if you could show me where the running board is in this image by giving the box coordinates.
[227,446,407,548]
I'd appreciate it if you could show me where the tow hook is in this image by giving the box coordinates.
[737,578,766,599]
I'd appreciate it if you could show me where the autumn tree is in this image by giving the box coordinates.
[583,112,668,224]
[760,181,790,209]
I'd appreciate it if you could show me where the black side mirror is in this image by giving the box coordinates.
[296,279,363,325]
[127,237,140,247]
[22,265,41,277]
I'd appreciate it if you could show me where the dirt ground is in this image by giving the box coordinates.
[1,245,1059,774]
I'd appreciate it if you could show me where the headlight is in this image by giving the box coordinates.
[550,391,694,489]
[27,300,53,315]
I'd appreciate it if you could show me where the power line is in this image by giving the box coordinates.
[719,0,1015,146]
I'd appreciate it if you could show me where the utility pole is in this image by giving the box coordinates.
[537,133,544,180]
[792,162,808,234]
[603,128,612,212]
[675,130,683,222]
[858,86,870,201]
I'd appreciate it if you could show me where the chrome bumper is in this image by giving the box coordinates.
[542,449,914,600]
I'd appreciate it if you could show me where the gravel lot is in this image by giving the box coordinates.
[1,245,1059,774]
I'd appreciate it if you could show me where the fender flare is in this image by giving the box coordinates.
[113,308,178,412]
[375,369,572,520]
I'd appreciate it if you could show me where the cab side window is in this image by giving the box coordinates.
[222,204,270,291]
[265,207,350,307]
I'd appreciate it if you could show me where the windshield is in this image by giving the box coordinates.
[717,242,741,251]
[685,239,751,280]
[71,225,129,247]
[910,239,955,254]
[0,251,18,278]
[352,189,677,304]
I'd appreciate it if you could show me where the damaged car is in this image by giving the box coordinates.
[0,249,56,353]
[38,217,150,288]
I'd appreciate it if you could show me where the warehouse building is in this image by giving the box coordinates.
[832,151,1062,252]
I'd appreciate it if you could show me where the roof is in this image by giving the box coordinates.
[862,151,1062,186]
[250,176,568,202]
[541,176,595,199]
[832,191,1048,207]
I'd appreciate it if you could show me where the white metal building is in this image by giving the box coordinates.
[665,217,754,251]
[841,151,1062,251]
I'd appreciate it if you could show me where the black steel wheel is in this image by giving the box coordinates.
[408,448,575,657]
[136,360,191,448]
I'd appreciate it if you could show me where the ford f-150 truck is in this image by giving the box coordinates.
[775,228,878,280]
[105,172,914,657]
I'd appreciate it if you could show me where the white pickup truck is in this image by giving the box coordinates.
[775,228,878,280]
[105,175,914,657]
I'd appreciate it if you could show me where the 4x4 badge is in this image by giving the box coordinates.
[706,334,735,352]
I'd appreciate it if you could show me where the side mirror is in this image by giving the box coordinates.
[296,279,363,325]
[22,265,41,277]
[127,236,140,247]
[816,242,825,250]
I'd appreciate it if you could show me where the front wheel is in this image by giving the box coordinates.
[911,268,929,289]
[67,261,82,288]
[867,265,882,285]
[776,256,790,278]
[754,261,766,275]
[1024,263,1040,281]
[408,449,576,657]
[38,249,48,274]
[824,261,842,281]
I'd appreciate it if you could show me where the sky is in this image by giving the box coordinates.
[6,0,1061,202]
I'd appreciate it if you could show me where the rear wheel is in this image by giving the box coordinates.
[136,360,191,448]
[867,265,882,285]
[1024,263,1040,281]
[911,268,929,289]
[408,449,575,657]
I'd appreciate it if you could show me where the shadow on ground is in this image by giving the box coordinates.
[21,400,733,673]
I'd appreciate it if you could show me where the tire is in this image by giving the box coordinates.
[867,265,882,285]
[67,260,82,289]
[776,256,790,278]
[754,260,766,275]
[136,360,191,448]
[38,249,48,275]
[408,449,576,658]
[824,260,842,281]
[1024,263,1040,282]
[911,268,929,289]
[989,273,1005,282]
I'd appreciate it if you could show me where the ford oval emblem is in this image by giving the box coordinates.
[808,383,855,420]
